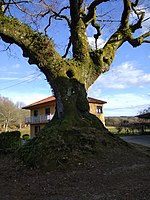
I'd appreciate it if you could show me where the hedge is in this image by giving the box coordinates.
[0,131,21,152]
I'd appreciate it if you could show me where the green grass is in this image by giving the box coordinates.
[20,126,30,137]
[0,126,30,138]
[107,126,150,136]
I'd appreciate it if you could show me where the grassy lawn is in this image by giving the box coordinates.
[20,126,30,137]
[107,126,150,136]
[0,126,30,137]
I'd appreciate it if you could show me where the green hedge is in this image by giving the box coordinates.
[0,131,21,152]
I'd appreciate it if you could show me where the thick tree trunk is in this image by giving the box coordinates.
[51,77,105,129]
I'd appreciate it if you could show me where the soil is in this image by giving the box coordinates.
[0,143,150,200]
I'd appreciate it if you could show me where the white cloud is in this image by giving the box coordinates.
[88,61,150,116]
[103,93,150,116]
[12,63,20,68]
[0,77,19,81]
[88,37,106,49]
[91,61,150,89]
[104,93,150,109]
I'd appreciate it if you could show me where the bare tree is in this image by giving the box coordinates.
[0,96,17,131]
[16,101,29,129]
[0,0,149,169]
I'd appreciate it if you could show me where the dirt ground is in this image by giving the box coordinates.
[0,144,150,200]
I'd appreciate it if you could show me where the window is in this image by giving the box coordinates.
[35,126,40,135]
[96,106,102,114]
[34,110,38,117]
[45,107,50,115]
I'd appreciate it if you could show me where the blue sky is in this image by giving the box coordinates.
[0,1,150,117]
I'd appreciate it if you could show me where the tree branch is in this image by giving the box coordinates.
[120,0,131,28]
[0,15,63,79]
[143,40,150,43]
[127,31,150,47]
[62,36,72,58]
[130,12,145,33]
[69,0,82,24]
[83,0,109,25]
[43,7,71,35]
[51,8,71,27]
[130,0,146,32]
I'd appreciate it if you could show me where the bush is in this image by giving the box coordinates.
[0,131,21,153]
[22,134,30,140]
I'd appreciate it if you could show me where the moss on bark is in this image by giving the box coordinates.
[18,122,123,171]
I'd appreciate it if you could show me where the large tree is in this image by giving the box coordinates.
[0,0,149,169]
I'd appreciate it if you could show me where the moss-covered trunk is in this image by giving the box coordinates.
[50,76,106,130]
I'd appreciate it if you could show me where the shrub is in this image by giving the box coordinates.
[0,131,21,153]
[22,134,30,140]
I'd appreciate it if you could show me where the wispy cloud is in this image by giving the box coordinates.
[0,77,19,81]
[104,93,150,109]
[91,61,150,89]
[12,63,21,69]
[103,93,150,116]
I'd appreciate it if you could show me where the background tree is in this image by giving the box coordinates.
[0,0,149,169]
[139,107,150,115]
[16,101,29,129]
[0,96,28,132]
[0,96,17,132]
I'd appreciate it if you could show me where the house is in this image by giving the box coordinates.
[23,96,107,138]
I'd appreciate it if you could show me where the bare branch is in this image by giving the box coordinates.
[143,40,150,43]
[91,13,101,49]
[51,8,71,27]
[0,43,12,52]
[62,36,72,58]
[130,12,145,32]
[131,0,139,13]
[127,31,150,47]
[97,19,120,23]
[44,7,71,35]
[44,15,53,35]
[83,0,109,25]
[82,0,109,49]
[130,1,148,33]
[120,0,131,28]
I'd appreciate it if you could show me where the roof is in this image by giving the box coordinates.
[88,97,107,104]
[22,96,107,110]
[22,96,56,109]
[137,113,150,119]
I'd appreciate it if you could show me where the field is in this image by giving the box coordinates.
[105,116,150,136]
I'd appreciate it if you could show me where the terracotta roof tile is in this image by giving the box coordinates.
[88,97,107,104]
[22,96,56,109]
[22,96,106,109]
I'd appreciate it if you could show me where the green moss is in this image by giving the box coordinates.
[17,125,116,171]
